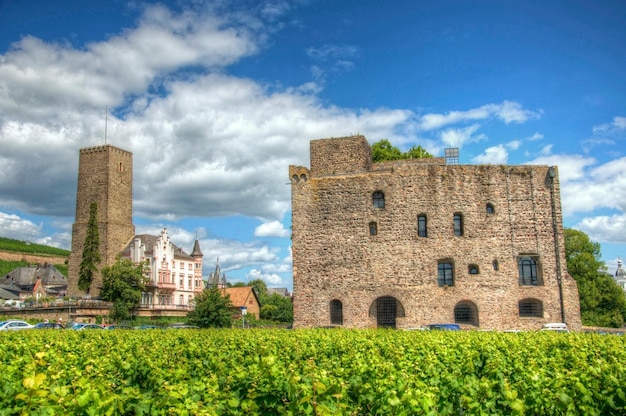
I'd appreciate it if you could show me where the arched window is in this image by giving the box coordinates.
[486,203,495,214]
[417,214,428,237]
[519,298,543,317]
[179,294,184,305]
[330,300,343,325]
[492,260,499,271]
[369,221,378,236]
[373,191,385,209]
[468,264,479,274]
[518,255,542,285]
[454,301,479,326]
[453,213,464,236]
[438,261,454,286]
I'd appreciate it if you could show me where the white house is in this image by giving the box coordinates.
[121,228,203,308]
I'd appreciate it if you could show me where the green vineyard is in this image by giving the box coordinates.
[1,329,625,415]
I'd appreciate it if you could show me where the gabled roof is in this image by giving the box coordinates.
[0,286,20,300]
[0,264,67,288]
[222,286,261,308]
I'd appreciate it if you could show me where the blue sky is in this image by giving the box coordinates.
[1,0,625,290]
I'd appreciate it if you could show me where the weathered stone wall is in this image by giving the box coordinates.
[67,145,135,297]
[291,135,581,331]
[310,135,372,176]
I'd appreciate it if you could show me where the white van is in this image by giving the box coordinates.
[541,322,568,332]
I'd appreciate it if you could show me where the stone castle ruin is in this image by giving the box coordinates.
[290,135,581,330]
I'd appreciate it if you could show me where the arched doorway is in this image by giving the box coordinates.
[369,296,405,329]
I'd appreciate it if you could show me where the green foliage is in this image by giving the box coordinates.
[0,260,29,277]
[187,287,233,328]
[564,228,626,327]
[100,257,147,322]
[1,330,626,414]
[0,237,70,256]
[260,293,294,323]
[78,202,101,293]
[248,278,268,298]
[371,139,433,162]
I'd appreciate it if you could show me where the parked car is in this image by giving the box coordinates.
[34,322,64,329]
[68,323,104,330]
[541,322,568,332]
[426,323,461,331]
[0,320,35,331]
[104,324,134,330]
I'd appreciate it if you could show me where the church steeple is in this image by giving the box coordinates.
[614,256,626,292]
[208,257,227,289]
[191,238,203,258]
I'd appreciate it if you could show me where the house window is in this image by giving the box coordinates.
[369,222,378,236]
[188,278,192,288]
[330,300,343,325]
[418,214,427,237]
[453,213,464,236]
[454,301,479,326]
[493,260,499,271]
[179,295,184,305]
[518,256,542,285]
[519,298,543,317]
[438,261,454,287]
[373,191,385,209]
[468,264,479,274]
[486,203,495,214]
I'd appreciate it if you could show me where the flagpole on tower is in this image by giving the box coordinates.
[104,105,108,145]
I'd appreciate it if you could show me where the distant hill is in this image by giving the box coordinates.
[0,237,69,277]
[0,237,70,257]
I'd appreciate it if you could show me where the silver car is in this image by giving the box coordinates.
[0,320,35,331]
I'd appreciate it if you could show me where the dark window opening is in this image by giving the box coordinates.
[454,301,479,326]
[418,214,427,237]
[369,222,378,236]
[486,203,494,214]
[330,300,343,325]
[518,256,542,285]
[453,213,464,236]
[519,299,543,317]
[493,260,499,271]
[373,191,385,209]
[438,262,454,286]
[468,264,479,274]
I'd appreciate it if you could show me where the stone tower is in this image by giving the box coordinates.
[67,145,135,297]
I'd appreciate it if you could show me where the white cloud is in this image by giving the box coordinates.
[306,44,359,60]
[577,214,626,243]
[419,101,540,131]
[439,124,482,148]
[472,145,508,164]
[254,221,290,237]
[247,268,283,285]
[527,132,544,141]
[592,116,626,134]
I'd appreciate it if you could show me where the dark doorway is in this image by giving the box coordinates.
[376,296,397,328]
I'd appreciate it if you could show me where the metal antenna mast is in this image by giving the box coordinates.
[104,105,108,145]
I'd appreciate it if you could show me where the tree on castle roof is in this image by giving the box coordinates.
[371,139,433,162]
[78,202,101,293]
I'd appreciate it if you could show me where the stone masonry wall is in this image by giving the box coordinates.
[291,135,581,331]
[67,145,135,297]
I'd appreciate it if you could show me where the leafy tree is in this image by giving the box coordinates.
[78,202,101,293]
[260,293,294,322]
[372,139,403,162]
[404,145,432,159]
[371,139,433,162]
[100,257,147,322]
[564,228,626,327]
[249,279,268,298]
[188,287,233,328]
